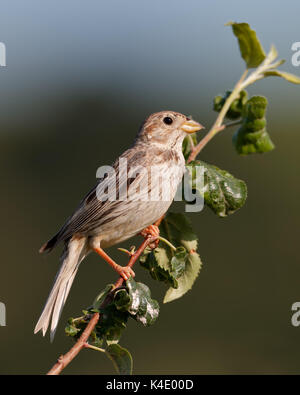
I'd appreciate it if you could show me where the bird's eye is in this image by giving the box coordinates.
[163,117,173,125]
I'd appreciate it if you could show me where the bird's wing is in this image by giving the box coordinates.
[54,147,151,242]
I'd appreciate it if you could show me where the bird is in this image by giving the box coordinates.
[34,111,204,340]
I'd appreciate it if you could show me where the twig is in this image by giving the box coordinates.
[188,70,248,162]
[47,312,100,375]
[114,236,155,289]
[154,215,165,227]
[46,235,156,375]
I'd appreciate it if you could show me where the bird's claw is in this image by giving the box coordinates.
[140,224,160,249]
[116,265,135,281]
[140,224,160,238]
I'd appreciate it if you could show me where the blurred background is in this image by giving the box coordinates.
[0,0,299,374]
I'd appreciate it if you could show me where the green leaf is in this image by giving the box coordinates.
[140,245,190,289]
[186,161,247,217]
[160,215,203,302]
[65,315,92,339]
[97,302,129,345]
[140,213,202,303]
[65,322,81,337]
[170,246,187,279]
[227,22,266,68]
[126,278,159,326]
[160,212,199,252]
[114,288,132,312]
[93,284,114,310]
[214,90,248,120]
[105,344,133,375]
[164,249,202,303]
[65,283,130,347]
[66,278,160,350]
[263,70,300,84]
[140,247,179,288]
[233,96,275,154]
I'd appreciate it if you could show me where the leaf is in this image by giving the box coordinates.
[125,278,159,326]
[227,22,266,68]
[233,96,275,154]
[114,288,132,312]
[213,90,248,120]
[140,245,189,289]
[140,247,179,288]
[263,70,300,84]
[65,315,92,339]
[65,283,130,347]
[160,212,199,252]
[170,246,187,279]
[93,284,114,310]
[186,161,247,217]
[105,344,133,375]
[164,250,202,303]
[97,302,129,345]
[66,278,160,350]
[65,321,81,337]
[140,213,202,303]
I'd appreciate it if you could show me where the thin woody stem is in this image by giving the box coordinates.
[47,312,100,375]
[46,234,156,375]
[154,215,165,227]
[188,69,248,162]
[114,236,155,289]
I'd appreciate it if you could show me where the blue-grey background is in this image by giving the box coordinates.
[0,0,299,374]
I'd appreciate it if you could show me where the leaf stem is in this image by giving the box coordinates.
[84,343,106,353]
[158,236,177,251]
[224,119,243,128]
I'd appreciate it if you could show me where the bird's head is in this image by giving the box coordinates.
[136,111,204,149]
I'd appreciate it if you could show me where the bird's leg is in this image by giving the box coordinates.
[93,247,135,281]
[140,224,160,248]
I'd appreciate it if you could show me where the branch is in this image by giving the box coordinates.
[47,235,156,375]
[187,46,287,163]
[47,312,100,375]
[187,70,248,162]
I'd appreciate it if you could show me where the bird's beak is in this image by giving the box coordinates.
[180,119,205,134]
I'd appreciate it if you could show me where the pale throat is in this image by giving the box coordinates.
[146,130,186,152]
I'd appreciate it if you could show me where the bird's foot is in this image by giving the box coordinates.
[115,265,135,281]
[140,224,160,249]
[93,246,135,281]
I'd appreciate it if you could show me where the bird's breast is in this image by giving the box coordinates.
[95,158,185,248]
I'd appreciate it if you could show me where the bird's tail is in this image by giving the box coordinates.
[34,237,87,341]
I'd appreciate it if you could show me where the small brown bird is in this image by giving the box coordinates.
[34,111,203,340]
